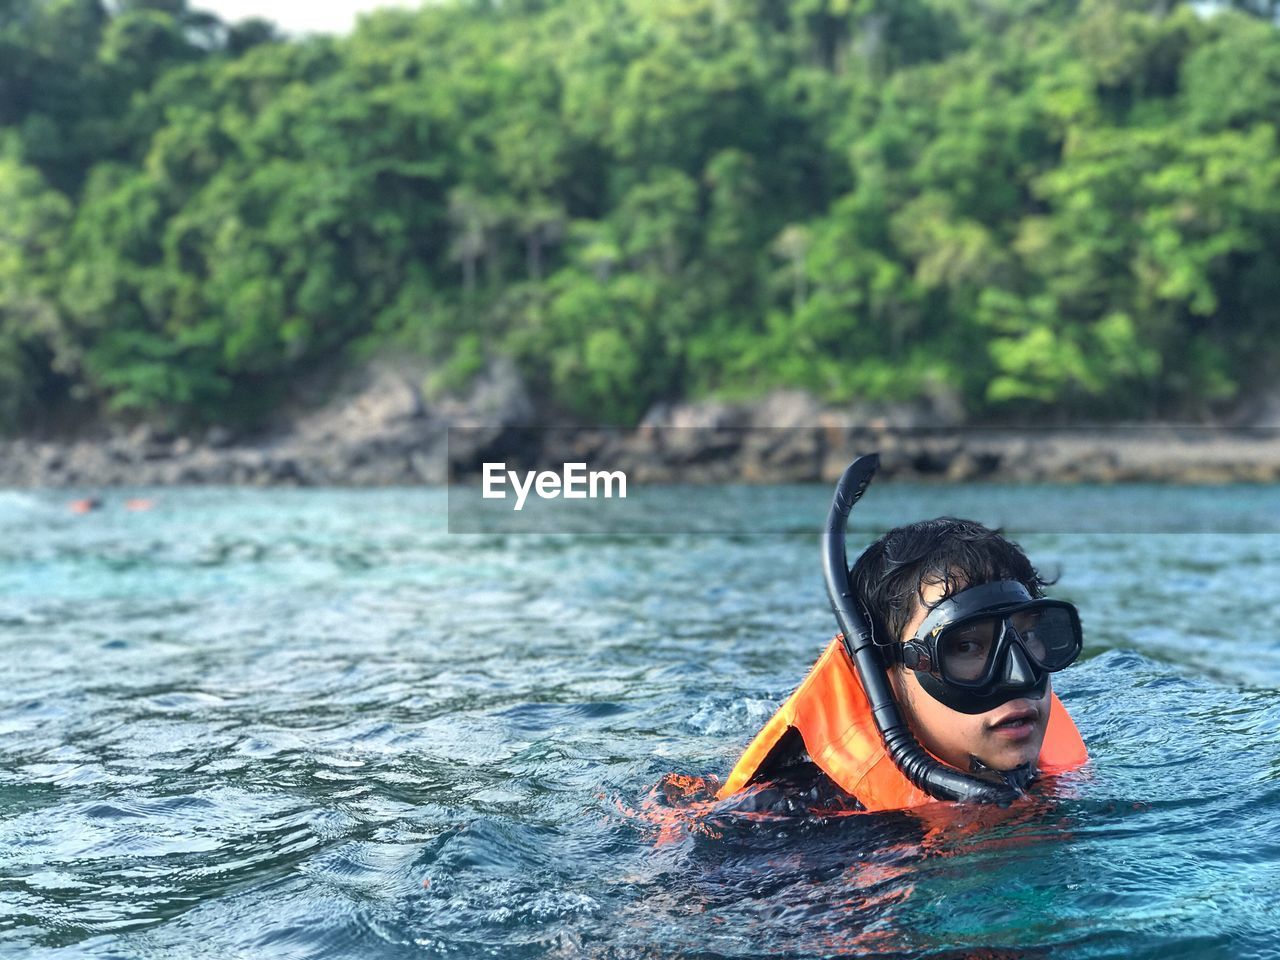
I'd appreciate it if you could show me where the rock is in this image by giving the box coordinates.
[437,357,533,427]
[128,424,154,448]
[410,448,446,484]
[1227,386,1280,427]
[639,398,748,431]
[291,362,427,446]
[921,382,966,427]
[741,427,823,482]
[268,456,302,485]
[750,390,821,429]
[354,372,423,426]
[633,399,748,470]
[187,449,231,484]
[908,437,960,475]
[205,426,234,449]
[945,450,980,482]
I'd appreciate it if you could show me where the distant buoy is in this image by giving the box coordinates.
[124,498,155,512]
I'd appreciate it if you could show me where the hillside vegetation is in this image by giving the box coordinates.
[3,0,1280,430]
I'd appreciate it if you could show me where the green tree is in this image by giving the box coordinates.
[0,152,73,427]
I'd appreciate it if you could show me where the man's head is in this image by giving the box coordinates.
[849,518,1062,774]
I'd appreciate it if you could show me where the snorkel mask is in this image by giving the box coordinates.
[822,453,1083,805]
[893,580,1083,715]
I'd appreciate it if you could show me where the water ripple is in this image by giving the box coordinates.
[1,487,1279,957]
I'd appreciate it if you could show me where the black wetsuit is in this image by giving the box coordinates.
[718,727,864,816]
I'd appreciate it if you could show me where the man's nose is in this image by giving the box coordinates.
[1002,643,1036,686]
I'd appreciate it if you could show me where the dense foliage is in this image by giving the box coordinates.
[2,0,1279,430]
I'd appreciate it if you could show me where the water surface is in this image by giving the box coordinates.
[1,485,1278,959]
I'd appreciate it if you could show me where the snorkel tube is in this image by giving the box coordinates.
[822,454,1022,806]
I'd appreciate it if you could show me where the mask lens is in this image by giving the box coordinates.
[939,618,1000,682]
[1011,605,1079,669]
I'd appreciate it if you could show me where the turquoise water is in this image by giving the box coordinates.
[1,485,1279,959]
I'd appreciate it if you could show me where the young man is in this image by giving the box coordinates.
[717,517,1088,813]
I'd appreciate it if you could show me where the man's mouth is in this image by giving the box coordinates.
[988,705,1038,738]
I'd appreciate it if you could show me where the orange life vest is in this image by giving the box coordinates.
[718,637,1089,812]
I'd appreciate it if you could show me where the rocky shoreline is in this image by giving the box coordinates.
[3,363,1280,487]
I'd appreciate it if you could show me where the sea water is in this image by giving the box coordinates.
[1,484,1278,959]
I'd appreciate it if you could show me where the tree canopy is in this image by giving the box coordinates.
[2,0,1279,430]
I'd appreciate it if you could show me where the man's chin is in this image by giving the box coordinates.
[978,739,1043,773]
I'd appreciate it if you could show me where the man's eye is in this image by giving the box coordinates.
[952,637,987,657]
[1020,629,1046,657]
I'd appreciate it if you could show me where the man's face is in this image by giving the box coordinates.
[890,577,1051,773]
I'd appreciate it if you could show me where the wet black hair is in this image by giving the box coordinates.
[848,517,1051,656]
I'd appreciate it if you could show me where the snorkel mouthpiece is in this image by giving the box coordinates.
[822,455,1024,806]
[969,756,1037,795]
